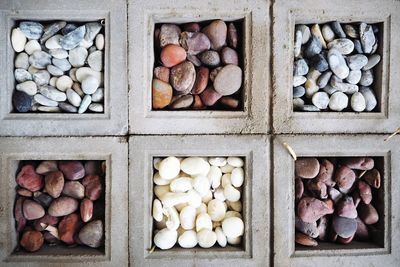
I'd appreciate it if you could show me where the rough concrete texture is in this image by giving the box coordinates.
[129,135,270,266]
[0,0,128,136]
[273,134,400,266]
[0,137,128,266]
[128,0,270,134]
[272,0,400,134]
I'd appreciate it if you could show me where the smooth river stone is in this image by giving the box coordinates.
[180,31,211,56]
[15,52,29,69]
[170,95,194,109]
[358,203,379,225]
[295,158,320,179]
[294,28,302,58]
[327,38,354,55]
[214,65,242,96]
[34,94,58,107]
[296,25,311,44]
[304,79,319,98]
[346,54,368,70]
[170,61,195,93]
[363,54,381,70]
[84,22,102,42]
[62,24,77,35]
[29,51,52,69]
[337,196,358,219]
[321,24,335,42]
[221,47,238,65]
[202,20,227,51]
[45,34,62,49]
[34,214,59,231]
[47,65,63,76]
[58,213,80,245]
[346,70,362,84]
[59,102,78,113]
[88,103,103,112]
[69,46,88,67]
[311,24,327,48]
[344,24,359,38]
[87,50,103,71]
[358,180,372,204]
[52,58,71,72]
[342,157,374,170]
[15,69,32,83]
[327,48,349,79]
[312,91,329,109]
[191,67,209,94]
[63,181,85,199]
[66,88,82,107]
[60,25,85,50]
[297,197,333,223]
[59,161,85,180]
[293,76,306,87]
[95,34,105,50]
[359,23,375,54]
[351,92,366,112]
[199,50,220,67]
[159,24,181,48]
[24,40,41,55]
[228,22,238,48]
[79,95,92,113]
[81,198,93,222]
[295,216,319,238]
[82,76,100,94]
[317,71,332,88]
[293,86,305,98]
[360,87,377,111]
[82,175,102,201]
[293,98,304,110]
[359,70,374,86]
[200,86,222,106]
[32,70,50,85]
[16,81,36,96]
[303,36,322,58]
[295,232,318,247]
[11,28,27,52]
[328,91,348,111]
[330,76,359,94]
[78,220,103,248]
[309,54,329,72]
[45,171,65,198]
[293,59,309,76]
[331,21,346,38]
[13,91,32,112]
[19,21,44,39]
[40,21,67,43]
[56,75,73,91]
[39,85,67,102]
[335,165,356,189]
[91,87,104,102]
[48,196,79,217]
[36,160,58,174]
[332,216,357,238]
[20,230,44,252]
[23,199,45,220]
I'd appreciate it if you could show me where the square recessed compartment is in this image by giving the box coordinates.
[0,137,128,266]
[0,0,128,136]
[272,0,400,134]
[129,0,270,134]
[129,135,270,266]
[273,135,400,267]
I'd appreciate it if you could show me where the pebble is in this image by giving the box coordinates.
[34,94,58,107]
[15,52,29,69]
[170,95,193,109]
[200,86,222,106]
[11,28,27,52]
[47,65,63,76]
[95,34,105,50]
[327,38,354,55]
[159,24,181,48]
[293,86,305,98]
[59,160,85,180]
[16,81,37,96]
[62,24,77,35]
[311,24,327,49]
[332,216,357,238]
[154,228,178,250]
[78,220,103,248]
[202,20,227,51]
[13,91,32,112]
[87,50,103,71]
[178,230,198,248]
[359,87,377,111]
[68,46,88,67]
[37,106,61,112]
[33,70,51,85]
[336,196,357,218]
[297,197,332,222]
[327,48,349,79]
[346,54,368,70]
[359,70,373,86]
[45,171,64,198]
[359,23,375,54]
[293,59,309,76]
[81,75,100,94]
[20,21,44,39]
[52,58,71,72]
[180,31,210,56]
[160,44,187,68]
[321,24,335,42]
[363,54,381,70]
[293,76,307,87]
[60,25,85,50]
[75,67,102,82]
[317,71,332,88]
[297,25,311,44]
[295,217,319,238]
[191,67,209,94]
[24,40,41,55]
[358,203,379,225]
[293,98,304,110]
[309,54,329,72]
[23,199,45,220]
[351,92,366,112]
[20,230,44,252]
[221,47,238,65]
[15,69,32,83]
[294,29,302,58]
[295,232,317,247]
[63,181,85,199]
[80,198,93,222]
[29,51,52,69]
[170,61,195,93]
[331,21,346,38]
[199,50,220,67]
[228,23,238,48]
[304,79,319,98]
[48,196,79,217]
[88,103,103,112]
[84,22,102,43]
[58,213,80,244]
[154,66,170,83]
[358,181,372,204]
[295,158,320,179]
[152,79,172,109]
[56,75,73,91]
[312,91,329,109]
[346,70,362,84]
[303,36,322,58]
[335,166,356,190]
[328,92,348,111]
[45,34,62,49]
[39,85,66,102]
[214,65,242,96]
[40,21,67,43]
[57,102,76,112]
[66,88,82,107]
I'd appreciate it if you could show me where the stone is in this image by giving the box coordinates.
[358,180,372,205]
[20,230,44,252]
[29,51,52,69]
[329,91,348,111]
[17,188,33,197]
[309,54,328,72]
[48,197,79,217]
[84,161,102,175]
[45,171,65,198]
[293,59,309,76]
[295,232,317,246]
[49,77,58,86]
[293,76,306,87]
[359,23,375,54]
[209,67,222,82]
[221,47,238,65]
[295,216,319,238]
[56,75,73,91]
[80,198,93,222]
[47,65,64,76]
[58,213,80,245]
[317,216,329,241]
[192,67,209,94]
[159,24,181,48]
[327,38,354,55]
[179,31,210,55]
[307,180,328,199]
[311,24,327,48]
[34,214,59,231]
[16,80,36,96]
[303,36,322,58]
[294,29,302,58]
[337,196,357,219]
[59,161,85,180]
[32,70,51,86]
[79,95,92,113]
[358,203,379,225]
[200,86,222,106]
[222,217,244,238]
[32,191,53,208]
[351,92,366,112]
[317,71,332,88]
[154,66,170,83]
[62,24,77,35]
[360,87,377,111]
[363,169,381,189]
[330,76,359,94]
[39,85,66,102]
[88,103,103,112]
[321,24,335,42]
[335,166,356,190]
[52,58,71,72]
[37,106,61,112]
[95,34,105,50]
[355,217,370,241]
[297,197,333,223]
[312,91,329,109]
[331,21,346,38]
[346,70,362,84]
[295,178,304,201]
[333,216,357,238]
[353,39,363,54]
[15,52,29,69]
[82,175,102,200]
[36,160,58,174]
[296,25,311,44]
[91,87,104,102]
[227,23,238,48]
[327,48,349,79]
[202,20,227,50]
[363,54,381,70]
[60,25,86,50]
[82,76,100,94]
[84,22,102,42]
[359,70,374,86]
[40,21,67,43]
[170,61,195,93]
[16,164,43,192]
[11,28,27,52]
[63,181,85,199]
[24,40,41,55]
[302,105,320,111]
[19,21,44,39]
[45,34,62,49]
[66,88,82,107]
[152,79,172,109]
[220,96,239,108]
[295,158,320,179]
[214,65,242,96]
[79,220,103,248]
[160,44,187,69]
[88,51,103,71]
[170,95,194,109]
[23,199,45,220]
[68,46,88,67]
[34,94,58,107]
[344,24,359,38]
[293,86,305,98]
[199,50,220,67]
[15,198,26,231]
[13,91,32,112]
[316,159,335,186]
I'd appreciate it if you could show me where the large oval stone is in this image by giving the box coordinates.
[20,230,44,252]
[82,175,102,201]
[44,171,65,198]
[332,216,357,238]
[48,196,79,217]
[59,161,85,180]
[16,164,43,192]
[152,79,172,109]
[295,158,320,179]
[170,61,195,93]
[78,220,104,248]
[213,65,242,96]
[202,20,227,51]
[58,213,80,245]
[23,199,45,220]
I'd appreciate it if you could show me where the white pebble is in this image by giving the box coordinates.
[207,165,222,189]
[88,50,103,71]
[208,157,227,167]
[227,201,242,212]
[45,34,62,49]
[81,75,100,94]
[181,157,210,176]
[154,228,177,250]
[49,77,57,87]
[351,92,366,112]
[222,217,244,238]
[170,177,193,193]
[178,230,198,248]
[152,199,163,222]
[75,67,102,83]
[180,206,196,230]
[227,236,242,245]
[196,212,212,232]
[165,206,180,230]
[213,188,226,202]
[15,52,29,69]
[225,211,242,219]
[159,156,181,180]
[196,203,207,215]
[91,87,104,102]
[187,189,202,208]
[192,175,210,196]
[68,46,88,67]
[153,158,161,170]
[88,103,103,112]
[153,172,171,186]
[95,34,105,50]
[230,167,244,187]
[207,199,226,222]
[329,91,348,111]
[220,164,235,173]
[215,226,227,247]
[160,192,190,207]
[24,40,41,55]
[66,88,82,107]
[11,28,27,52]
[16,81,37,96]
[56,75,73,92]
[221,173,232,188]
[154,185,170,199]
[197,229,217,248]
[201,190,213,204]
[227,157,244,167]
[224,184,241,202]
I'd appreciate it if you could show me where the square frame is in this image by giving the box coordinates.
[128,0,270,134]
[273,134,400,266]
[272,0,400,134]
[0,0,128,136]
[129,135,270,266]
[0,137,128,266]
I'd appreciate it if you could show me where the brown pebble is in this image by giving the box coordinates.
[44,171,65,198]
[153,66,170,83]
[16,164,44,192]
[62,181,85,199]
[78,220,104,248]
[221,47,239,65]
[228,23,238,49]
[220,96,239,109]
[170,61,196,93]
[342,157,374,170]
[202,20,227,51]
[316,159,335,186]
[192,95,205,109]
[358,180,372,204]
[20,230,44,252]
[80,198,93,222]
[295,232,318,246]
[58,213,80,245]
[355,217,370,241]
[84,161,102,175]
[59,161,85,181]
[200,86,222,106]
[36,160,58,175]
[72,82,85,97]
[152,78,173,109]
[191,67,209,94]
[82,175,102,201]
[358,203,379,225]
[182,22,200,32]
[23,199,45,220]
[295,178,304,201]
[170,95,194,109]
[48,196,79,217]
[295,158,320,179]
[335,166,356,190]
[17,188,33,197]
[363,168,381,189]
[14,197,27,231]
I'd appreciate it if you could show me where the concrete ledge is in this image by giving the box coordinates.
[0,137,128,266]
[273,134,400,266]
[129,135,270,266]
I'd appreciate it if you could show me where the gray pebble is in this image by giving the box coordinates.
[91,87,104,102]
[371,40,378,54]
[37,106,61,112]
[16,81,37,96]
[303,36,322,58]
[359,86,377,111]
[62,24,77,35]
[59,102,78,113]
[52,58,71,72]
[19,21,44,39]
[15,68,32,83]
[343,24,359,38]
[296,25,311,44]
[87,50,103,71]
[293,76,307,87]
[40,21,67,43]
[84,22,102,43]
[78,95,92,113]
[331,75,359,94]
[327,38,354,55]
[331,21,346,38]
[312,91,330,109]
[60,25,86,50]
[15,52,29,69]
[199,51,220,67]
[293,86,305,98]
[353,39,364,53]
[49,48,68,59]
[293,59,309,76]
[359,23,375,54]
[293,98,304,110]
[170,95,194,109]
[321,24,335,42]
[345,70,362,84]
[363,54,381,70]
[317,71,332,88]
[359,70,374,86]
[327,48,349,79]
[68,46,88,67]
[39,85,67,102]
[322,84,338,95]
[187,54,202,67]
[47,65,64,76]
[33,70,50,86]
[346,54,368,70]
[28,51,51,69]
[88,45,97,54]
[66,88,82,107]
[34,93,58,107]
[302,105,320,112]
[329,91,348,111]
[351,92,366,112]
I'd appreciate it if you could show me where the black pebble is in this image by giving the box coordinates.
[33,192,53,208]
[13,91,32,113]
[309,54,329,72]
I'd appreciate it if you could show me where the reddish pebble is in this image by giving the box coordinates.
[355,217,370,241]
[34,214,59,231]
[358,180,372,204]
[336,196,357,219]
[23,199,45,220]
[48,196,79,217]
[295,178,304,201]
[182,22,201,32]
[153,66,170,83]
[191,67,209,94]
[59,161,85,181]
[82,175,102,201]
[160,44,187,67]
[337,234,354,244]
[317,216,329,241]
[295,158,320,179]
[36,160,58,175]
[363,169,381,189]
[16,164,43,192]
[228,22,238,49]
[200,86,222,106]
[14,198,26,231]
[192,95,205,109]
[307,180,328,199]
[220,96,239,109]
[295,232,318,246]
[342,157,374,170]
[17,188,33,197]
[20,230,44,252]
[63,181,85,199]
[335,166,356,190]
[221,47,239,65]
[44,171,65,198]
[316,159,335,186]
[80,198,93,222]
[58,213,80,245]
[297,197,332,223]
